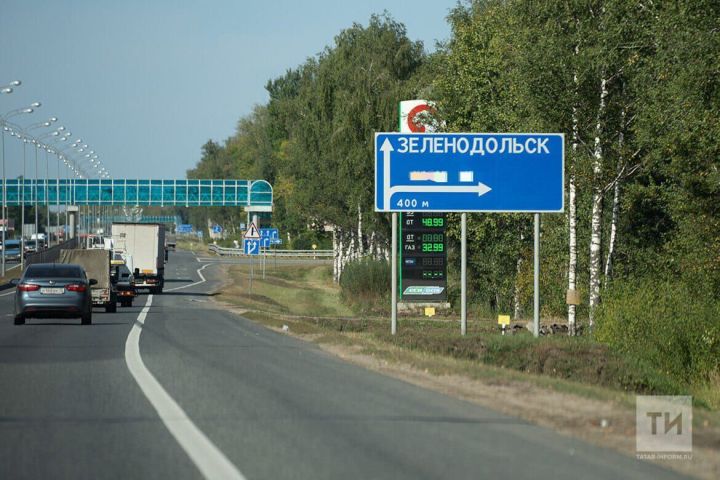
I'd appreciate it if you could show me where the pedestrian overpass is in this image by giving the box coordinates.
[0,178,273,209]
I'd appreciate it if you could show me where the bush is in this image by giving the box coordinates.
[339,257,390,312]
[595,278,720,385]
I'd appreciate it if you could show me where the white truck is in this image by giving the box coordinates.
[111,223,166,294]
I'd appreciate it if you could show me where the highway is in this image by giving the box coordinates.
[0,250,688,479]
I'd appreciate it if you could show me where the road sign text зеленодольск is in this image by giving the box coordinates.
[374,133,564,213]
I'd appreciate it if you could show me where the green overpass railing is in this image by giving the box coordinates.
[0,179,272,207]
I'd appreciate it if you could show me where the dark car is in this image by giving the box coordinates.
[111,263,136,307]
[13,263,96,325]
[2,240,22,262]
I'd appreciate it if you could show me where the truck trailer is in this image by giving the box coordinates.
[59,249,117,313]
[111,223,165,293]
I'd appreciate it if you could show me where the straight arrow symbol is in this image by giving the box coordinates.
[381,138,394,210]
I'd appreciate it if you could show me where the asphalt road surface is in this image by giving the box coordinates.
[0,250,689,479]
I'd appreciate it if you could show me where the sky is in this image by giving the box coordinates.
[0,0,454,180]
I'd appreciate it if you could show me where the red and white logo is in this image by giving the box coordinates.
[400,100,438,133]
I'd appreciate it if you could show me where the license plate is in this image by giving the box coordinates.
[40,287,64,295]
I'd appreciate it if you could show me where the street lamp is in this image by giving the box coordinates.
[24,118,58,247]
[36,126,67,247]
[0,99,40,274]
[44,130,71,245]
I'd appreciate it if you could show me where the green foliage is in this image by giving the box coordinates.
[595,279,720,384]
[339,257,390,313]
[184,5,720,392]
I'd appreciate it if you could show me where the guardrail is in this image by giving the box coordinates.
[208,244,333,258]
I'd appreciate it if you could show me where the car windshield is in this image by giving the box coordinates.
[24,265,83,279]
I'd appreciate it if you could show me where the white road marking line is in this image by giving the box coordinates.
[0,290,15,297]
[164,263,212,292]
[125,295,246,480]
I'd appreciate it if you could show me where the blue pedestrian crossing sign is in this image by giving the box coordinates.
[374,133,564,212]
[243,239,260,255]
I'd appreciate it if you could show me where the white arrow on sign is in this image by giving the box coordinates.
[389,183,491,197]
[381,138,393,210]
[381,138,491,208]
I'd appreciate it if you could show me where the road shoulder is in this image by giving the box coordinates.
[211,298,718,480]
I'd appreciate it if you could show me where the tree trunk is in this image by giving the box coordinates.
[604,179,620,281]
[335,228,343,283]
[588,75,609,327]
[604,103,626,282]
[332,227,339,282]
[513,255,523,320]
[357,204,364,257]
[568,43,580,336]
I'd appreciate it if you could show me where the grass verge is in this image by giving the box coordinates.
[218,262,720,413]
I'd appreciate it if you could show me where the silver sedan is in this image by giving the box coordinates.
[13,263,96,325]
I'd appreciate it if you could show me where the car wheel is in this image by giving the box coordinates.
[13,314,25,325]
[81,312,92,325]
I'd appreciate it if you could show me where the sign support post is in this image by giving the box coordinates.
[249,255,254,296]
[391,212,398,335]
[461,212,467,335]
[533,213,540,337]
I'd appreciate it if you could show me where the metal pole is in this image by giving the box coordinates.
[20,142,25,270]
[391,212,397,335]
[533,213,540,337]
[262,249,266,280]
[34,145,38,246]
[249,254,253,295]
[461,212,467,335]
[56,156,60,241]
[45,148,50,247]
[1,129,5,276]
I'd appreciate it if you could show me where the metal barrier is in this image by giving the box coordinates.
[25,237,80,266]
[208,244,333,258]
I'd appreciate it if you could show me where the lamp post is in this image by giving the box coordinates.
[0,81,21,275]
[37,127,67,247]
[25,118,58,249]
[45,130,71,245]
[2,102,40,271]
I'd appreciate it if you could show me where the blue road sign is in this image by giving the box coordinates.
[374,133,564,212]
[270,238,283,245]
[244,239,260,255]
[260,228,279,240]
[212,224,223,234]
[260,237,271,248]
[176,224,193,234]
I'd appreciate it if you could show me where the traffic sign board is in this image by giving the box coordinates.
[212,224,223,234]
[176,224,193,234]
[260,228,279,240]
[244,222,260,239]
[374,133,564,212]
[244,239,260,255]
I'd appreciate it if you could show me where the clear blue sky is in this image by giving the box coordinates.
[0,0,454,180]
